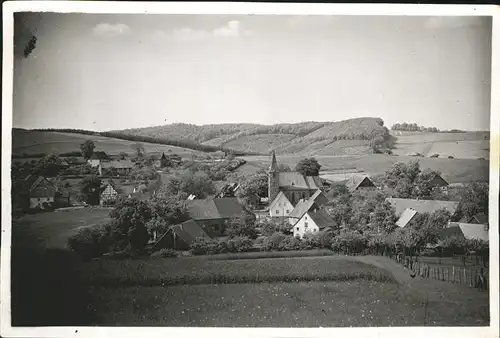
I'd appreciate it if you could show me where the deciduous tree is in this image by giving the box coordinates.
[80,140,95,160]
[295,158,322,176]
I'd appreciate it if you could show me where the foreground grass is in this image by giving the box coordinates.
[13,208,112,249]
[87,279,489,326]
[80,257,397,287]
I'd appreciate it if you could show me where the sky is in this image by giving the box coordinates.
[12,13,492,131]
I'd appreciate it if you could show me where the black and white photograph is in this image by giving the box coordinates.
[1,2,499,337]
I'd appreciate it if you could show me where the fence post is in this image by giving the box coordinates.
[452,266,455,283]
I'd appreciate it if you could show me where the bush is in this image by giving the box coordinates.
[151,248,177,258]
[430,154,439,158]
[226,236,254,253]
[67,224,112,261]
[260,219,291,236]
[261,232,287,251]
[190,237,221,255]
[448,156,454,159]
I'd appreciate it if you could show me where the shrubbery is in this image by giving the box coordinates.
[151,248,177,258]
[190,236,254,255]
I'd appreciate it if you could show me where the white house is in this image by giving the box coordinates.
[268,191,294,217]
[292,209,334,239]
[26,175,57,209]
[288,190,329,225]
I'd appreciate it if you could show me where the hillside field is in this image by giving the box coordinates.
[391,131,490,159]
[238,154,489,183]
[11,129,202,158]
[113,119,490,159]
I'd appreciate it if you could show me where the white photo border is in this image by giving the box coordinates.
[2,2,499,338]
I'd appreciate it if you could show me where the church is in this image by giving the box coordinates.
[268,151,323,207]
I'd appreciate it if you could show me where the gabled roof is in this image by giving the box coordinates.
[278,172,323,190]
[429,173,449,187]
[269,191,293,210]
[345,176,376,192]
[445,222,489,242]
[386,198,459,217]
[152,219,210,251]
[460,212,488,224]
[28,176,57,198]
[186,197,245,220]
[305,209,334,229]
[396,208,418,228]
[213,198,245,218]
[289,190,328,219]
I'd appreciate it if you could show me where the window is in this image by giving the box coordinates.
[304,222,308,228]
[276,210,279,214]
[286,210,290,214]
[296,227,299,231]
[313,229,316,232]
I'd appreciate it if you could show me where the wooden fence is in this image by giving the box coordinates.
[394,255,488,290]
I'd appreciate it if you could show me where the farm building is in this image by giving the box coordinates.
[440,222,489,242]
[153,153,170,169]
[98,160,134,177]
[268,151,323,207]
[22,175,57,209]
[345,176,376,192]
[387,198,460,228]
[460,212,488,225]
[292,209,334,239]
[268,191,294,218]
[87,151,110,167]
[185,197,249,236]
[288,190,329,225]
[151,220,209,251]
[100,183,119,206]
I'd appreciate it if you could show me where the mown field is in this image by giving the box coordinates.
[239,154,490,183]
[392,131,490,159]
[11,129,200,157]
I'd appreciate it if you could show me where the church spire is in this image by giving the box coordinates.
[269,150,278,172]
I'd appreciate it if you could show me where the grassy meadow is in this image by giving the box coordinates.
[11,129,201,158]
[239,154,490,183]
[12,208,112,249]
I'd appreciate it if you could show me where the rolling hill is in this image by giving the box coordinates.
[11,129,204,159]
[112,118,490,159]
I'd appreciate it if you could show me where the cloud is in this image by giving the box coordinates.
[213,20,240,38]
[172,20,246,41]
[424,17,485,30]
[93,23,131,37]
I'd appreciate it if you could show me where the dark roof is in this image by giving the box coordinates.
[152,220,210,251]
[289,190,328,219]
[307,209,334,229]
[90,151,109,160]
[460,212,488,224]
[100,160,134,169]
[27,176,57,198]
[346,176,376,192]
[429,174,449,187]
[386,198,459,217]
[186,197,246,220]
[443,223,489,242]
[278,172,323,191]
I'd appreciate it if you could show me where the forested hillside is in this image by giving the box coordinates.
[112,118,395,156]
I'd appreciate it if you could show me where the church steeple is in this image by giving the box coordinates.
[269,150,278,172]
[268,150,280,205]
